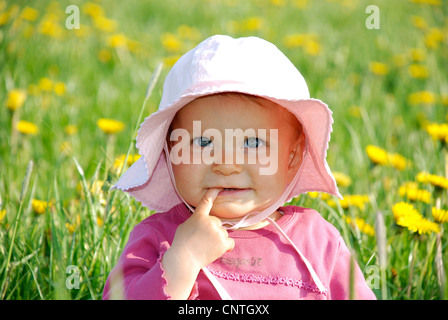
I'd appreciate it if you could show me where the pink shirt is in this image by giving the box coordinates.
[103,204,376,300]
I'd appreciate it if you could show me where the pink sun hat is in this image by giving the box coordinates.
[113,35,342,215]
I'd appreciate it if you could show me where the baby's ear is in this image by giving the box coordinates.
[288,132,306,172]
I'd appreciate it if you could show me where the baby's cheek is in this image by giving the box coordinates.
[172,164,202,200]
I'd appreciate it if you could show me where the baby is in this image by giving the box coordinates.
[103,35,376,300]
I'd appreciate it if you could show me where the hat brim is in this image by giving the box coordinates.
[113,87,341,212]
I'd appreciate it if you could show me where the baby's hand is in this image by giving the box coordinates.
[161,188,234,299]
[171,188,235,271]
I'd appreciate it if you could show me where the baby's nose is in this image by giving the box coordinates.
[211,147,243,175]
[211,161,243,175]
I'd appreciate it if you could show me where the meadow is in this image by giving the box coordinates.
[0,0,447,300]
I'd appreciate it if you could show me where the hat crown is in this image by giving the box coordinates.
[160,35,310,111]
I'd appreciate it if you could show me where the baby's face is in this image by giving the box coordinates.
[168,94,304,220]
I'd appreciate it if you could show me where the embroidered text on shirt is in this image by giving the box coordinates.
[219,256,263,269]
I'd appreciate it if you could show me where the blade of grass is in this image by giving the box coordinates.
[25,260,44,300]
[435,230,447,299]
[416,234,437,299]
[73,157,97,242]
[349,250,356,300]
[120,62,163,178]
[375,210,388,300]
[1,160,33,299]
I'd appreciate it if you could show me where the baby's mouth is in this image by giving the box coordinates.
[215,187,251,196]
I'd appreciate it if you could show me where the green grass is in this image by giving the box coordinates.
[1,0,448,300]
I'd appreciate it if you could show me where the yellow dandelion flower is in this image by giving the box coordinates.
[408,64,429,79]
[64,125,78,135]
[66,222,76,234]
[293,0,309,9]
[369,61,389,76]
[283,33,321,56]
[411,16,427,30]
[19,6,39,22]
[328,194,369,210]
[392,202,419,220]
[410,0,441,5]
[398,154,410,170]
[16,120,39,135]
[348,105,362,118]
[392,54,408,67]
[65,212,80,234]
[98,49,112,63]
[417,172,448,189]
[366,145,410,170]
[113,154,141,174]
[270,0,286,6]
[82,2,104,18]
[333,172,352,187]
[307,191,320,198]
[38,17,64,38]
[307,192,331,200]
[0,12,9,27]
[74,24,91,38]
[304,40,321,56]
[241,17,264,31]
[366,145,388,166]
[409,48,426,62]
[97,118,125,134]
[32,199,52,215]
[399,181,419,191]
[91,180,104,194]
[177,25,201,41]
[416,172,431,183]
[107,33,128,49]
[426,123,448,142]
[28,84,40,96]
[398,214,440,234]
[345,216,375,236]
[441,94,448,106]
[6,89,27,111]
[54,82,65,96]
[161,33,182,53]
[0,209,6,222]
[432,207,448,224]
[283,34,307,48]
[93,15,117,33]
[163,55,181,68]
[407,91,437,105]
[38,77,53,92]
[97,217,104,227]
[392,202,440,235]
[425,28,445,49]
[399,182,431,203]
[125,39,139,53]
[388,153,409,171]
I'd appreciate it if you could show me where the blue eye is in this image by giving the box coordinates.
[244,137,265,148]
[193,137,213,147]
